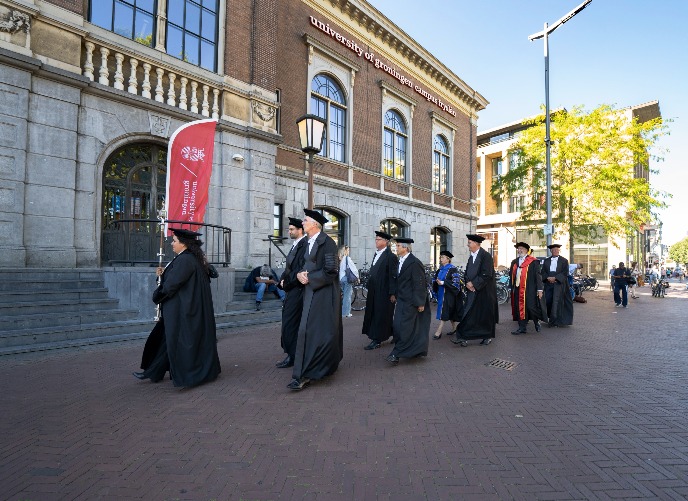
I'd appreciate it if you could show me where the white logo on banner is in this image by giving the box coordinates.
[180,146,206,162]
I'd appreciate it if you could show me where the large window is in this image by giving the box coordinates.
[430,227,449,269]
[311,74,347,162]
[313,208,345,246]
[383,110,407,181]
[380,219,408,239]
[90,0,156,46]
[433,135,449,194]
[167,0,219,71]
[273,203,283,238]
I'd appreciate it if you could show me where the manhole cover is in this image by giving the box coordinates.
[486,358,517,371]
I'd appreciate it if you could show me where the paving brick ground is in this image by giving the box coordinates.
[2,280,687,501]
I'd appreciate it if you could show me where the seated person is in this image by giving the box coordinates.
[247,264,285,310]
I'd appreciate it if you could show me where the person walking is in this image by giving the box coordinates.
[288,209,343,391]
[452,234,498,347]
[385,238,431,364]
[612,262,632,308]
[275,217,307,369]
[432,250,463,339]
[135,228,221,387]
[361,231,398,350]
[339,245,358,318]
[629,261,640,299]
[509,242,547,335]
[541,244,574,327]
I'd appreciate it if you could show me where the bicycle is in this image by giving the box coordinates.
[351,263,370,311]
[425,264,438,303]
[495,270,511,305]
[651,278,669,298]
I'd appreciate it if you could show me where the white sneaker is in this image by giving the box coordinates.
[615,304,622,307]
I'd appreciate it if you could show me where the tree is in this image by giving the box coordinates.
[669,237,688,267]
[491,104,669,261]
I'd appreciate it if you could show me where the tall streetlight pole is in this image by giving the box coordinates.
[528,0,591,254]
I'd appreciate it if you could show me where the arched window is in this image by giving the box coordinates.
[101,143,167,264]
[430,227,449,269]
[433,135,449,194]
[383,110,407,180]
[380,219,409,239]
[314,207,346,246]
[311,74,347,162]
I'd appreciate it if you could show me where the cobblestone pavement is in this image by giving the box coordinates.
[2,282,687,500]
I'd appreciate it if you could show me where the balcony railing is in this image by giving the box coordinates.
[82,40,221,119]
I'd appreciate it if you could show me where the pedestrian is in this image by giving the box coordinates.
[629,261,640,299]
[135,228,221,387]
[385,238,431,364]
[612,261,632,308]
[249,263,286,311]
[509,242,547,335]
[541,243,574,327]
[275,217,307,369]
[609,265,616,291]
[288,209,343,391]
[339,245,359,318]
[361,230,398,350]
[432,250,463,340]
[452,234,498,347]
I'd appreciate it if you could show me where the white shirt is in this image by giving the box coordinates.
[307,232,321,254]
[470,250,479,264]
[372,248,385,266]
[549,256,559,272]
[291,235,305,252]
[398,253,410,274]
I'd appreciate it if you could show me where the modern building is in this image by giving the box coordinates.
[475,101,660,276]
[0,0,486,318]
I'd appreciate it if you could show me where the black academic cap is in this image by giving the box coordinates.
[466,234,485,244]
[394,237,414,244]
[514,242,530,251]
[547,243,562,249]
[440,250,454,259]
[287,217,303,229]
[375,230,392,240]
[303,208,328,226]
[171,228,202,239]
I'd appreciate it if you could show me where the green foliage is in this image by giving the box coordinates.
[669,237,688,266]
[135,34,153,47]
[491,104,670,246]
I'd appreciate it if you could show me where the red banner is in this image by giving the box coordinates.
[165,118,217,235]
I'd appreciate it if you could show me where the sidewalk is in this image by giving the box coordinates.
[1,285,687,500]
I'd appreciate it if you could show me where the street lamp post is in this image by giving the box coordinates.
[528,0,592,254]
[296,114,326,209]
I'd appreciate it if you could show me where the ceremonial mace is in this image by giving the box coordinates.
[154,203,167,322]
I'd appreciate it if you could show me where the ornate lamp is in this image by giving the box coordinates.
[296,114,326,208]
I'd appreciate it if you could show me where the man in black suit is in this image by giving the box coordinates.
[275,217,307,368]
[385,238,430,364]
[361,231,398,350]
[541,243,574,327]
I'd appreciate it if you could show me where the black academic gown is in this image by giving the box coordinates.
[279,237,307,359]
[362,247,398,343]
[292,232,344,381]
[391,253,431,358]
[141,250,221,387]
[455,248,499,340]
[510,256,548,323]
[541,255,574,326]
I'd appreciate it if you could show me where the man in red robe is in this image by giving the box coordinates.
[509,242,547,335]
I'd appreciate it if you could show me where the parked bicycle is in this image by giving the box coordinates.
[424,264,438,303]
[495,270,510,305]
[351,263,370,311]
[652,278,669,298]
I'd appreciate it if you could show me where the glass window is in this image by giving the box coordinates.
[310,74,347,163]
[166,0,218,71]
[90,1,156,47]
[273,204,283,238]
[313,208,345,246]
[383,110,407,181]
[430,227,448,269]
[491,157,503,178]
[433,135,449,194]
[380,219,408,239]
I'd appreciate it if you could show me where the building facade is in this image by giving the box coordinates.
[0,0,486,299]
[475,102,660,276]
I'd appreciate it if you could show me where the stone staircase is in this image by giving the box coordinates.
[0,268,283,355]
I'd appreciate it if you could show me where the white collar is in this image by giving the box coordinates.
[308,231,321,242]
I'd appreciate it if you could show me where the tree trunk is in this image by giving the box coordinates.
[568,196,575,264]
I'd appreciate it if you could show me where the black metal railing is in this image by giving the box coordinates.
[102,218,232,266]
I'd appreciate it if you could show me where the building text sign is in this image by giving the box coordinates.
[310,16,457,117]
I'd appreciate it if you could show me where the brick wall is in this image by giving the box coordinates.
[43,0,84,16]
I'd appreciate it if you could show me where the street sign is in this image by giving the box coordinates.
[543,224,554,236]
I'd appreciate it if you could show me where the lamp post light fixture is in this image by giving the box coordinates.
[528,0,591,253]
[296,114,326,208]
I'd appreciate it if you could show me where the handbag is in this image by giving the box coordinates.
[628,276,636,285]
[344,257,359,284]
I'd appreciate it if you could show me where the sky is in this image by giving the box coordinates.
[368,0,688,245]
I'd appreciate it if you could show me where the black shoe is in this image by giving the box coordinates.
[287,378,310,391]
[432,333,442,340]
[534,322,541,333]
[480,338,492,346]
[511,330,526,335]
[132,371,146,380]
[451,337,468,347]
[256,302,261,311]
[364,341,381,350]
[385,354,399,364]
[275,356,293,368]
